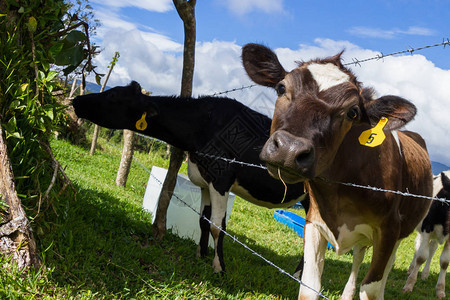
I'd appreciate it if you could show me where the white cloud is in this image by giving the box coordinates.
[217,0,285,15]
[89,32,450,166]
[92,9,182,52]
[91,0,173,12]
[94,10,136,37]
[348,26,435,39]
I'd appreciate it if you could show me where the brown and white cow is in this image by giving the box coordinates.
[242,43,433,299]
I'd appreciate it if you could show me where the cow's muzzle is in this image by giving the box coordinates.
[260,130,315,183]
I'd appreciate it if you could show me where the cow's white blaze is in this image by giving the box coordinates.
[307,63,350,91]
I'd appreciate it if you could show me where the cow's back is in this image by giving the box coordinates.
[398,130,433,238]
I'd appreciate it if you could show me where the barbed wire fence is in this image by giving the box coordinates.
[206,38,450,96]
[344,38,450,67]
[102,137,329,299]
[93,39,449,299]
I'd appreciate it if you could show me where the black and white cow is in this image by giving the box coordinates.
[403,171,450,299]
[72,81,308,273]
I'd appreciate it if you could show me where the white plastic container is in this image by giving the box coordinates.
[143,166,235,247]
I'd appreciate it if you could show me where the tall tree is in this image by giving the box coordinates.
[0,0,97,269]
[153,0,196,239]
[115,130,136,186]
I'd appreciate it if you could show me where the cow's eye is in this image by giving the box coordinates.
[275,83,286,96]
[346,107,359,120]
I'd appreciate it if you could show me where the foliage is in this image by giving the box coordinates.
[0,1,97,214]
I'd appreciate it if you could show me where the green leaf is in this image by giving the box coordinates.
[46,70,59,82]
[10,132,22,139]
[37,71,45,81]
[41,60,49,71]
[4,117,21,139]
[9,100,21,109]
[54,45,83,67]
[65,30,86,44]
[49,43,64,59]
[20,83,29,92]
[95,74,102,85]
[44,106,54,121]
[27,17,37,33]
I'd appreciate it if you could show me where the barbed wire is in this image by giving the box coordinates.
[134,133,450,205]
[319,177,450,205]
[209,38,450,95]
[194,152,267,169]
[209,84,257,97]
[100,137,329,299]
[344,38,450,67]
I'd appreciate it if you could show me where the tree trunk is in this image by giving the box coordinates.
[68,78,78,99]
[89,125,100,155]
[153,0,196,239]
[115,130,136,187]
[0,124,40,270]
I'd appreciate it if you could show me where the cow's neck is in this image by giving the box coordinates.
[319,126,402,186]
[306,126,404,229]
[142,96,213,151]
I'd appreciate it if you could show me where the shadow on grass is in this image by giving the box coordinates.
[36,183,307,298]
[36,181,441,299]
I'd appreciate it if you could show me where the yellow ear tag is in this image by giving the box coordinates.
[135,112,148,131]
[358,117,388,147]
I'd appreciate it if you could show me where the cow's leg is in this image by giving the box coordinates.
[436,239,450,299]
[197,188,212,258]
[421,239,438,280]
[360,236,400,300]
[208,184,228,273]
[342,245,366,300]
[299,223,327,300]
[407,232,421,274]
[403,232,430,293]
[378,241,400,300]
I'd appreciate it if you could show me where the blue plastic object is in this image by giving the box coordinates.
[274,210,334,249]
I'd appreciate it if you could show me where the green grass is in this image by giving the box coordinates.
[0,136,445,299]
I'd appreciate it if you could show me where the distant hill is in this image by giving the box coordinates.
[431,161,449,175]
[85,81,111,94]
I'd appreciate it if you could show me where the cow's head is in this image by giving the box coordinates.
[437,172,450,199]
[73,81,156,129]
[242,43,417,183]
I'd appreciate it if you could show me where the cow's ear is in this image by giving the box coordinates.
[242,43,287,88]
[146,102,159,117]
[363,95,416,130]
[130,81,142,95]
[441,172,450,191]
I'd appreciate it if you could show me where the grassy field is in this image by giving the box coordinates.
[0,135,445,299]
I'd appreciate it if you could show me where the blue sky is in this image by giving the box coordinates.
[86,0,450,165]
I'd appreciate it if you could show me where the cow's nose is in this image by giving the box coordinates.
[260,130,315,177]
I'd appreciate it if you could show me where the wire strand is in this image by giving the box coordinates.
[101,137,329,299]
[208,39,450,95]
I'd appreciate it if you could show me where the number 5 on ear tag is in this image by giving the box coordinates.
[358,117,388,147]
[136,112,148,131]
